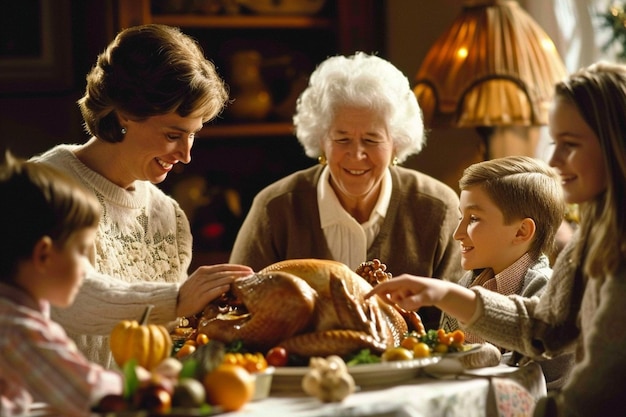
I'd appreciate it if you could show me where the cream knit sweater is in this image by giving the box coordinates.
[32,145,192,368]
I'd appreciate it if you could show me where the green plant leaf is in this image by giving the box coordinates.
[122,358,139,400]
[346,349,381,366]
[180,357,198,380]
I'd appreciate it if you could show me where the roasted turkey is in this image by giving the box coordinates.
[197,259,409,357]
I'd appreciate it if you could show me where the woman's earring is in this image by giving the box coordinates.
[392,157,398,166]
[318,155,327,165]
[121,127,127,135]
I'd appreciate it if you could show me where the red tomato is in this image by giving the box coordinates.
[265,346,288,367]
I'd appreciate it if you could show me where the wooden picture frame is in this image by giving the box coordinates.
[0,0,73,93]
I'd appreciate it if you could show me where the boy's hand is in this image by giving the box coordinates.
[365,275,446,311]
[365,274,478,323]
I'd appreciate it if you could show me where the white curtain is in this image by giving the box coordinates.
[522,0,618,72]
[519,0,619,159]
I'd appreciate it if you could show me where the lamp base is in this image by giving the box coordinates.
[475,126,494,160]
[475,126,542,160]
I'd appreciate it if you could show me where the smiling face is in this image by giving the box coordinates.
[454,186,527,274]
[322,106,394,213]
[117,112,204,187]
[548,96,607,204]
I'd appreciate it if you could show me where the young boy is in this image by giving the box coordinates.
[0,151,122,417]
[440,155,564,343]
[378,155,574,389]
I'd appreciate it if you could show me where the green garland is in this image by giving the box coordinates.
[599,3,626,59]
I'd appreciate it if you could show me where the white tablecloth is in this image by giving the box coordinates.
[223,362,547,417]
[225,378,488,417]
[27,362,546,417]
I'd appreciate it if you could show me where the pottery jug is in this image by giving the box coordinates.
[227,50,272,121]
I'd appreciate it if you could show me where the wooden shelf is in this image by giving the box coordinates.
[198,122,295,139]
[151,14,333,29]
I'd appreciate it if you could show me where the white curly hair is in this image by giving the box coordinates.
[293,52,426,164]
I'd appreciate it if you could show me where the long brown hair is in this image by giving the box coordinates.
[554,62,626,277]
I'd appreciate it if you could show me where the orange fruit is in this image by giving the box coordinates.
[203,364,254,411]
[400,336,420,351]
[175,343,196,359]
[450,329,465,345]
[196,333,210,346]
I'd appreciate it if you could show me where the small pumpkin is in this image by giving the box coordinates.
[110,305,173,370]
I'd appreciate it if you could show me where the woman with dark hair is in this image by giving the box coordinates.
[32,24,253,367]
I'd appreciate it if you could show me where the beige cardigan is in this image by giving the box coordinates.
[230,164,463,331]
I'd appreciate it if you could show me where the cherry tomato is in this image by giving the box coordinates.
[436,329,450,345]
[434,343,449,354]
[223,353,239,366]
[266,346,289,367]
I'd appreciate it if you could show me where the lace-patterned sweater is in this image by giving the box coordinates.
[32,144,192,368]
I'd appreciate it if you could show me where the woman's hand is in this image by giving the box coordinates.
[176,264,253,317]
[365,274,478,323]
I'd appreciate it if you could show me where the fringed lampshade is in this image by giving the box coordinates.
[414,0,567,130]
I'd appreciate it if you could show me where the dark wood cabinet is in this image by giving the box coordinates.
[116,0,383,137]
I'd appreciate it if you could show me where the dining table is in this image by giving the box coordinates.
[24,355,547,417]
[221,356,548,417]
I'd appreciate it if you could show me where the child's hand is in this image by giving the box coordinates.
[366,275,478,323]
[365,275,445,311]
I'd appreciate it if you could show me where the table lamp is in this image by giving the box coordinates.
[413,0,567,159]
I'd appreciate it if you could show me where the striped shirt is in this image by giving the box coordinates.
[440,253,551,345]
[0,283,122,417]
[471,252,534,295]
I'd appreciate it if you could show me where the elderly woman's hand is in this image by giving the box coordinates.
[176,264,253,317]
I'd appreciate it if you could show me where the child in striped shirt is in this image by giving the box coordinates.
[0,151,122,417]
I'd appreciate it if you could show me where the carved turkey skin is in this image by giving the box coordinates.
[197,259,408,357]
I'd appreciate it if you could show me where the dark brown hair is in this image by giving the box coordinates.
[0,151,100,280]
[78,24,228,143]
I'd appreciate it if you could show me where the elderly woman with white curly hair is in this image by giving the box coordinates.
[229,52,462,330]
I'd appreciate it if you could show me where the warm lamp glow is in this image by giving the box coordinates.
[414,0,567,129]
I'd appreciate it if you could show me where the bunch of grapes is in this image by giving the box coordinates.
[356,259,392,287]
